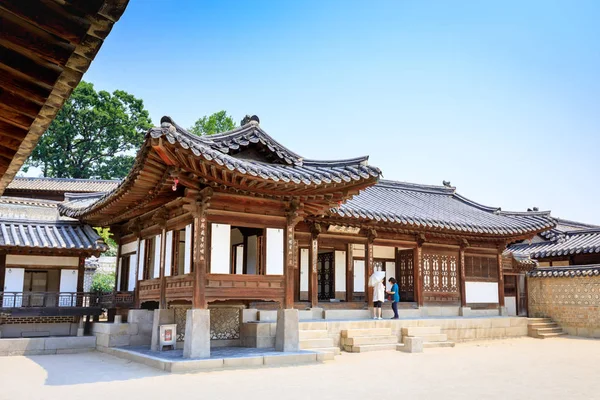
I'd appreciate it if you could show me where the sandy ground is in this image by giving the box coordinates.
[0,337,599,400]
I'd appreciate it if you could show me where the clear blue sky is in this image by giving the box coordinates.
[82,0,600,223]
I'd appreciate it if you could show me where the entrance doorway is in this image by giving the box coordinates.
[23,271,47,306]
[397,249,415,302]
[317,252,334,301]
[504,274,527,316]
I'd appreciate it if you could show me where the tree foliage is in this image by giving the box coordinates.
[189,110,236,136]
[24,81,153,179]
[90,271,115,294]
[94,227,118,256]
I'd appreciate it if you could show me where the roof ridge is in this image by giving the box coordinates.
[0,196,59,207]
[376,179,455,194]
[11,177,121,183]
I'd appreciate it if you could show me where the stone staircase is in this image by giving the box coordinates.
[400,327,455,349]
[299,324,340,356]
[528,318,567,339]
[341,328,399,353]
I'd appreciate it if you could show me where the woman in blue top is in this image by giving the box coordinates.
[387,277,400,319]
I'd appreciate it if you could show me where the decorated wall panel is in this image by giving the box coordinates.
[422,249,459,303]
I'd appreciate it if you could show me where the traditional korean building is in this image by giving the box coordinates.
[5,177,120,201]
[55,116,555,356]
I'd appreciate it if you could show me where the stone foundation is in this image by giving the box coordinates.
[241,317,528,349]
[0,336,96,356]
[92,309,154,349]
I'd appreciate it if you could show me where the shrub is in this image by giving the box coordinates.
[91,272,115,294]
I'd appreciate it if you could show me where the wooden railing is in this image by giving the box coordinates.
[0,291,135,309]
[205,274,285,303]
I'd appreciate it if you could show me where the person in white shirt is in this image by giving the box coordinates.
[372,279,385,319]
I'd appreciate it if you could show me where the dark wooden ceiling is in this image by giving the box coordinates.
[0,0,129,195]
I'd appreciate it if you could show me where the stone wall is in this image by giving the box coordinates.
[529,275,600,337]
[0,336,96,356]
[92,309,153,348]
[0,316,79,338]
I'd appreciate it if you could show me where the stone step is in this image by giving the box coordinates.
[343,343,398,353]
[533,327,564,334]
[343,335,398,346]
[300,338,335,349]
[310,347,341,356]
[423,341,455,348]
[299,330,329,340]
[528,322,559,329]
[527,318,552,323]
[401,326,441,336]
[536,331,567,339]
[341,328,392,338]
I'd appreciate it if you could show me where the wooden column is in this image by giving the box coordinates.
[158,227,168,309]
[459,241,468,307]
[128,219,142,308]
[497,246,505,308]
[308,222,321,308]
[365,229,376,305]
[308,235,319,308]
[77,256,85,293]
[184,188,212,310]
[284,224,297,309]
[414,236,425,307]
[345,242,354,302]
[112,228,122,291]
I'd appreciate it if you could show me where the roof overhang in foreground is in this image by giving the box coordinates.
[0,0,129,195]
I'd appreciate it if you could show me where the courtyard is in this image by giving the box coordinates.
[0,337,598,400]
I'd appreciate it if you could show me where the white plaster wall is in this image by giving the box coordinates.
[385,261,395,290]
[153,234,161,279]
[354,259,365,292]
[266,228,284,275]
[138,239,145,280]
[300,248,309,294]
[3,267,24,307]
[505,296,517,316]
[235,246,244,274]
[335,250,346,292]
[351,245,395,259]
[121,241,138,255]
[59,269,78,307]
[164,231,173,277]
[211,223,231,274]
[6,255,78,267]
[128,254,137,291]
[184,224,192,274]
[465,281,499,303]
[247,235,257,274]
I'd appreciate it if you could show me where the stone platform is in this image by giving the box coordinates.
[0,336,96,356]
[97,346,332,373]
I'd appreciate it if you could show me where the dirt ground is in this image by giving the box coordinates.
[0,336,599,400]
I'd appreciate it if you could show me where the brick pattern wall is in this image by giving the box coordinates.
[0,316,78,324]
[529,276,600,337]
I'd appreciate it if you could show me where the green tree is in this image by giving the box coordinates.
[24,81,152,179]
[94,227,117,256]
[90,272,115,294]
[189,110,236,136]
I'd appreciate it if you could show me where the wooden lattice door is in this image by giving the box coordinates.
[397,250,414,302]
[317,252,335,301]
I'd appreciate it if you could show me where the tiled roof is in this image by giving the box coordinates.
[0,197,107,253]
[331,180,555,236]
[539,217,599,241]
[7,177,120,193]
[154,117,381,185]
[528,264,600,278]
[509,228,600,259]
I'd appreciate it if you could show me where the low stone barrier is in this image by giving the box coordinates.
[0,336,96,356]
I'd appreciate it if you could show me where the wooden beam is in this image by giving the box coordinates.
[0,254,6,293]
[459,245,467,307]
[0,12,75,66]
[414,243,424,307]
[0,45,61,88]
[158,226,167,308]
[0,0,91,45]
[0,69,51,105]
[0,120,27,141]
[497,247,505,309]
[365,240,374,305]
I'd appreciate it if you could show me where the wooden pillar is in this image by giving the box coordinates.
[365,241,374,305]
[459,242,468,307]
[497,246,505,308]
[76,256,85,307]
[345,243,354,302]
[308,235,319,308]
[133,237,142,307]
[158,227,168,309]
[414,239,424,307]
[111,228,122,292]
[184,188,212,310]
[284,200,302,309]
